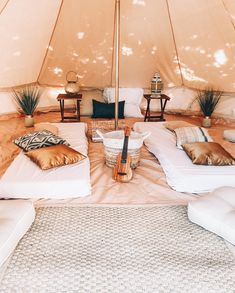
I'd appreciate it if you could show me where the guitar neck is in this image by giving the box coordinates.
[121,127,131,163]
[121,136,129,163]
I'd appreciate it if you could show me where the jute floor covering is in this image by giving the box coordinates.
[0,206,234,292]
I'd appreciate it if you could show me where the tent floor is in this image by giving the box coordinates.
[0,112,234,206]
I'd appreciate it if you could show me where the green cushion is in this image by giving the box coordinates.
[92,100,125,119]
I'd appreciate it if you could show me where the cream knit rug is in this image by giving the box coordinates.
[0,206,234,292]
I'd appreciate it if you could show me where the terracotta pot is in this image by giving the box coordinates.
[202,116,211,128]
[25,115,34,127]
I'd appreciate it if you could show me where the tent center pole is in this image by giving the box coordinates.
[114,0,120,130]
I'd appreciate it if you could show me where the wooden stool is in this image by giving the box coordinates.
[144,94,170,122]
[57,93,82,122]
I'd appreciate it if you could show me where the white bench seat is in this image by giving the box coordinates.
[188,187,235,245]
[0,200,35,267]
[0,123,91,199]
[134,122,235,193]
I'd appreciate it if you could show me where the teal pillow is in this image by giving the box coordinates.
[92,100,125,118]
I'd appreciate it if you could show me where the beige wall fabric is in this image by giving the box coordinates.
[38,0,115,88]
[113,0,182,88]
[1,86,235,119]
[0,0,235,92]
[169,0,235,91]
[0,0,61,87]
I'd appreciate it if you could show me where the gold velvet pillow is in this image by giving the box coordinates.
[182,142,235,166]
[164,121,194,132]
[26,144,86,170]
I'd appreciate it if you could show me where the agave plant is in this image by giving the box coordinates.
[196,88,222,117]
[12,85,41,116]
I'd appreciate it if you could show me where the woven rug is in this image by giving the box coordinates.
[0,206,234,293]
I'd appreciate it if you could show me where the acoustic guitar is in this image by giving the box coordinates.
[112,126,133,183]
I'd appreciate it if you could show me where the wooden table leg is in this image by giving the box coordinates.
[160,99,168,121]
[59,100,64,122]
[144,99,151,122]
[76,100,80,121]
[160,98,164,121]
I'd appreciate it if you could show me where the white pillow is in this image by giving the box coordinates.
[80,90,104,116]
[34,123,58,135]
[103,88,143,117]
[223,129,235,142]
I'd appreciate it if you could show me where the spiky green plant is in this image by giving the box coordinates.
[12,86,41,116]
[196,88,222,117]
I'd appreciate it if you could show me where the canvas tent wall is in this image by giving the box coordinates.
[0,0,235,117]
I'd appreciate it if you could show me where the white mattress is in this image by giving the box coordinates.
[0,200,35,267]
[0,123,91,199]
[134,122,235,193]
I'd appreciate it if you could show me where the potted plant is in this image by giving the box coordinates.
[12,85,41,127]
[196,88,222,127]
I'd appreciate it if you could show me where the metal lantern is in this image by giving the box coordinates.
[151,72,163,94]
[64,71,80,95]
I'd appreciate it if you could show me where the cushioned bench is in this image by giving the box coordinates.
[0,123,91,199]
[188,187,235,245]
[0,200,35,267]
[134,122,235,193]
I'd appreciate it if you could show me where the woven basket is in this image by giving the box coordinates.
[105,146,140,169]
[97,129,150,169]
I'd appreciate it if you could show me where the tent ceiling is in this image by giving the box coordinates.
[0,0,61,88]
[0,0,235,92]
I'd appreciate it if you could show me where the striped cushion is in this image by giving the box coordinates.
[175,127,212,149]
[14,130,69,152]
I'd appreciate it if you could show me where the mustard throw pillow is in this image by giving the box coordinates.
[182,142,235,166]
[26,144,86,170]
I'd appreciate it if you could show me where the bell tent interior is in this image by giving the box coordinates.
[0,0,234,292]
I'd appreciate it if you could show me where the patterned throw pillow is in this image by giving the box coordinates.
[14,130,69,152]
[175,126,212,149]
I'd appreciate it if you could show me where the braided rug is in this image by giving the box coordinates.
[0,206,234,292]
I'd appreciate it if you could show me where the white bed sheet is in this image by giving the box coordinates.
[134,122,235,193]
[0,123,91,199]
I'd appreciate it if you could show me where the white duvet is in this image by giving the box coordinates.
[0,123,91,199]
[134,122,235,193]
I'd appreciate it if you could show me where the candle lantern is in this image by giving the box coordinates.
[151,72,163,95]
[64,71,80,95]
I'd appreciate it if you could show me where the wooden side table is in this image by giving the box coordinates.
[57,93,82,122]
[144,94,170,122]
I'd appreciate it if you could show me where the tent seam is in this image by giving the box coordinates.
[0,0,10,16]
[221,0,235,32]
[165,0,184,86]
[36,0,65,84]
